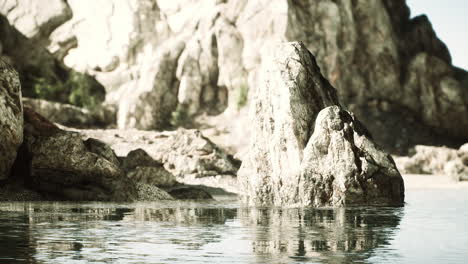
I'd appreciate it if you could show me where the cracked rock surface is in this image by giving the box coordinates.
[70,128,241,193]
[19,107,137,201]
[0,58,23,180]
[238,42,404,206]
[2,0,467,152]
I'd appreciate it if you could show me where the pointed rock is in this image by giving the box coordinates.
[238,42,404,206]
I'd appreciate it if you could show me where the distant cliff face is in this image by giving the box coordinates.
[1,0,467,152]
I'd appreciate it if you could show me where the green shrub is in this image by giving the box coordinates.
[28,71,105,109]
[170,104,190,127]
[67,71,105,109]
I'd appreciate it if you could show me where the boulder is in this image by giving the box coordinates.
[20,107,137,201]
[394,145,459,174]
[299,106,404,206]
[122,148,177,188]
[0,58,23,180]
[168,187,214,200]
[238,42,404,206]
[68,128,241,193]
[394,143,468,181]
[135,182,174,201]
[149,129,240,178]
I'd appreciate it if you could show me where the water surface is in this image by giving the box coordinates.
[0,189,467,263]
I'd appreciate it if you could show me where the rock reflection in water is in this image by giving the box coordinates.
[239,207,403,263]
[0,202,402,263]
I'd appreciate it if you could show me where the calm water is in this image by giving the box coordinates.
[0,189,467,264]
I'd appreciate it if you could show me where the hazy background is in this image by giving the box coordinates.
[407,0,467,69]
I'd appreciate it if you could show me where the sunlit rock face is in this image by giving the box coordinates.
[2,0,467,149]
[0,58,23,180]
[238,42,404,207]
[0,0,71,41]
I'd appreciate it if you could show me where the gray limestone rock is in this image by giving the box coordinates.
[238,42,404,206]
[69,128,241,193]
[3,0,468,151]
[122,148,177,188]
[394,145,459,175]
[168,187,214,200]
[135,182,174,201]
[299,106,404,206]
[21,107,137,201]
[149,129,240,178]
[117,38,185,130]
[0,58,23,180]
[394,143,468,181]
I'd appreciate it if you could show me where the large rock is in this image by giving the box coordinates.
[68,128,241,193]
[0,58,23,180]
[238,42,404,206]
[122,148,177,187]
[299,106,405,206]
[20,107,137,201]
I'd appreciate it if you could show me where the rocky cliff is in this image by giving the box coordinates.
[1,0,467,154]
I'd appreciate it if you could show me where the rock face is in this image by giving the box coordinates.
[122,148,177,187]
[0,0,71,41]
[238,42,404,206]
[20,107,137,201]
[1,0,460,151]
[69,128,241,193]
[3,0,467,151]
[299,106,405,206]
[0,58,23,180]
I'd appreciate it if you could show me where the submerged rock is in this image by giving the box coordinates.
[0,58,23,180]
[20,107,137,201]
[239,42,404,206]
